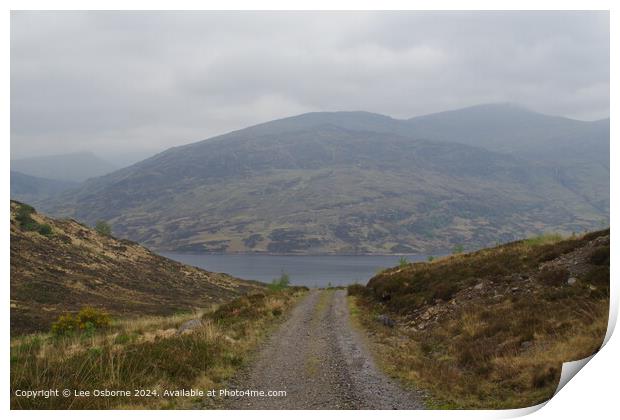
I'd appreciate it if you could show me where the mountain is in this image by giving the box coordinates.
[40,104,609,254]
[10,201,262,334]
[11,152,118,182]
[10,171,80,205]
[406,103,609,164]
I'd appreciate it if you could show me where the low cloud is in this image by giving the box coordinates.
[10,11,609,162]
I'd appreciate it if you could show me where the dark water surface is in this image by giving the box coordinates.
[161,253,430,287]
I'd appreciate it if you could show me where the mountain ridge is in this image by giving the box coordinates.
[10,170,80,206]
[40,104,609,254]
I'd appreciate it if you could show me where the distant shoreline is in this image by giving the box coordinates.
[158,250,451,258]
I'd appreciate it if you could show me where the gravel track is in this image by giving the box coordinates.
[224,289,424,409]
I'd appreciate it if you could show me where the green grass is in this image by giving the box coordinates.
[523,232,563,247]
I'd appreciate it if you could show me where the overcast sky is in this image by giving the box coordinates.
[11,11,609,164]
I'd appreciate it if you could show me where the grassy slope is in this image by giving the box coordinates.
[11,289,307,409]
[348,230,609,408]
[10,200,263,335]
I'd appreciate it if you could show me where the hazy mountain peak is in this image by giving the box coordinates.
[409,102,552,121]
[11,152,118,183]
[233,110,399,136]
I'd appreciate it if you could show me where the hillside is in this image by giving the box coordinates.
[348,229,609,408]
[10,171,80,206]
[40,105,609,254]
[10,201,262,335]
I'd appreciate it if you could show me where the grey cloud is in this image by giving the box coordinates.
[11,11,609,163]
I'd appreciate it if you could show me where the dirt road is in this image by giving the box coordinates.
[224,289,424,409]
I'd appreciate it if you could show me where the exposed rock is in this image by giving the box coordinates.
[567,277,578,286]
[474,282,484,290]
[177,319,203,335]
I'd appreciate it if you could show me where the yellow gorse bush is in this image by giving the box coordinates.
[51,307,111,336]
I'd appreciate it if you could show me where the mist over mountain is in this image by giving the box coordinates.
[405,103,609,164]
[11,152,118,183]
[41,104,609,254]
[10,171,80,206]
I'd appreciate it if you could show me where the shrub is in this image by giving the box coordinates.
[37,223,53,236]
[51,314,80,336]
[21,219,40,231]
[427,256,435,262]
[452,244,464,254]
[14,203,54,236]
[15,203,35,220]
[15,204,39,231]
[51,307,111,336]
[95,220,112,236]
[268,272,290,292]
[76,307,111,330]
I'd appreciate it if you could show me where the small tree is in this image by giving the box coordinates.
[427,255,434,262]
[95,220,112,236]
[398,256,409,268]
[269,271,290,291]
